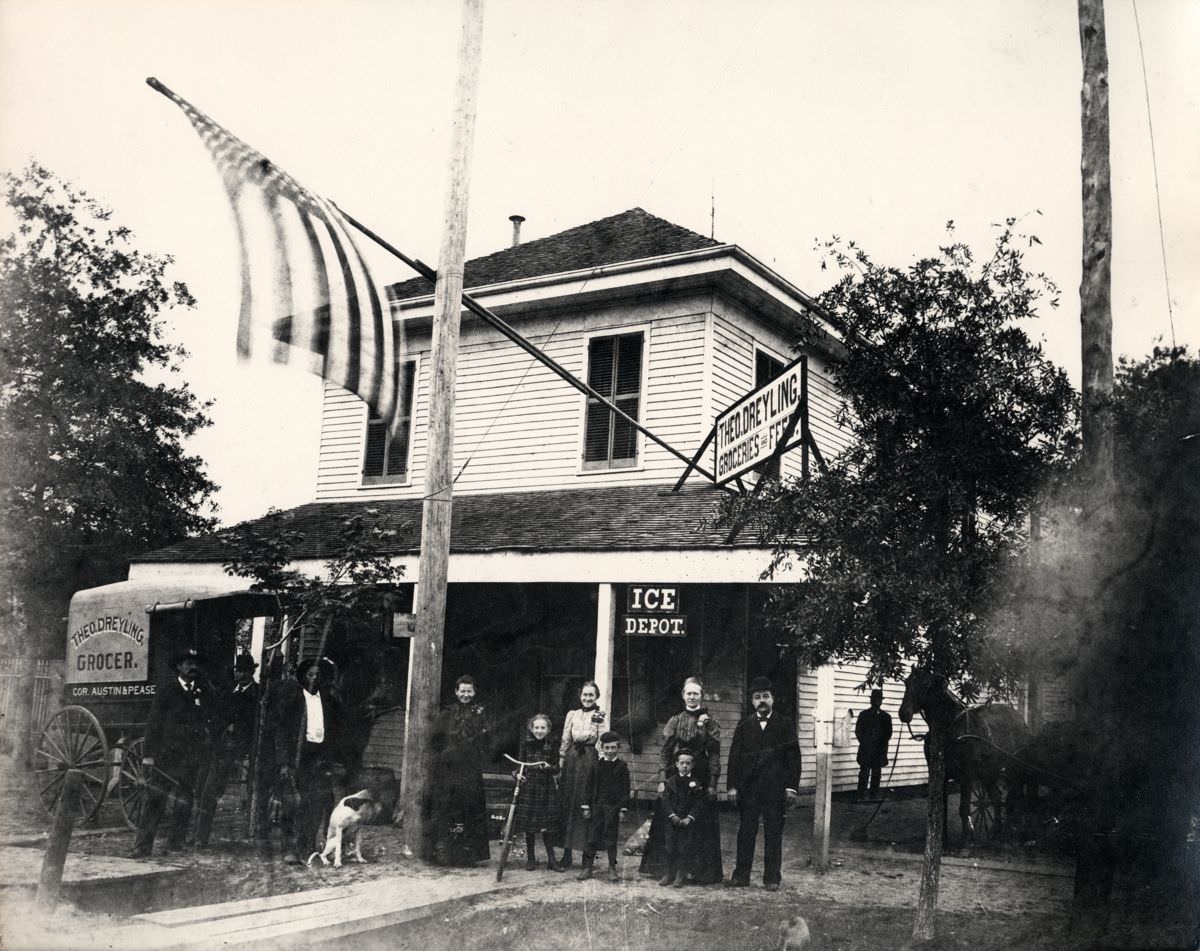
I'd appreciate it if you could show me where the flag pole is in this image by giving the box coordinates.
[399,0,485,862]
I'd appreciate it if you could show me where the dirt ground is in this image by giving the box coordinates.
[2,760,1196,950]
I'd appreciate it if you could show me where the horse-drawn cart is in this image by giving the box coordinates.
[35,580,275,828]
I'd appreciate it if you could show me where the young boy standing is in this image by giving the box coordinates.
[659,749,705,886]
[577,731,629,882]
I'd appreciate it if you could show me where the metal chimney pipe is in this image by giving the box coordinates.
[509,214,525,247]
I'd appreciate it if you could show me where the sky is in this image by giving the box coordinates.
[2,0,1197,526]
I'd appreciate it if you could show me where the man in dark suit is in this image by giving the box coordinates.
[725,676,801,891]
[195,651,261,847]
[130,647,212,857]
[855,687,893,801]
[268,656,343,864]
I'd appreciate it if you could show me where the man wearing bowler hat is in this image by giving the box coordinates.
[725,676,801,891]
[195,651,261,848]
[130,646,211,858]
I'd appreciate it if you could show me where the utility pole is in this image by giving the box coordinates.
[1078,0,1114,498]
[400,0,485,861]
[1072,0,1117,940]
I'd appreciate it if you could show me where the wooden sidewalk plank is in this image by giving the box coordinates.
[137,884,350,927]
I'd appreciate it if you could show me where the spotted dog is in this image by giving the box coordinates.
[307,790,382,868]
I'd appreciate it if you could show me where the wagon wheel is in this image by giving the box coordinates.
[117,737,147,831]
[34,705,109,822]
[965,778,998,842]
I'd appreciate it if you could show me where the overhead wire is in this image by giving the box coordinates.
[1130,0,1176,348]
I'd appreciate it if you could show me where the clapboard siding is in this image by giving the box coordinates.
[317,305,714,501]
[361,708,406,775]
[832,662,928,791]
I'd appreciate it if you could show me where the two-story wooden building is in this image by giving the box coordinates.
[104,208,932,796]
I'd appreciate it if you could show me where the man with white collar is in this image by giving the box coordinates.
[130,647,211,858]
[270,657,343,865]
[725,676,801,891]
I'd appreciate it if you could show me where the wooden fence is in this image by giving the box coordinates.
[0,658,57,748]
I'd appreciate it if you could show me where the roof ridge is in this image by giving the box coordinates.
[387,207,720,301]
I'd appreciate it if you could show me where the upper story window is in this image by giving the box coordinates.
[756,349,785,481]
[583,331,644,470]
[362,360,417,484]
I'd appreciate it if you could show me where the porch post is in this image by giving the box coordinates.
[400,582,418,801]
[249,617,266,681]
[595,584,617,726]
[812,663,836,867]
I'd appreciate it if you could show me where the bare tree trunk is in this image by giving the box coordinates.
[913,729,947,941]
[12,625,38,769]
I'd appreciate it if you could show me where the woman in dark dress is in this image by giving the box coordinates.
[639,676,724,884]
[426,674,492,865]
[558,680,607,868]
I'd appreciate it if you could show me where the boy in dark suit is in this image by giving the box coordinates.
[577,731,629,883]
[130,647,211,857]
[725,676,801,891]
[659,748,704,887]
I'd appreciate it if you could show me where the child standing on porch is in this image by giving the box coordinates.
[577,731,630,883]
[512,714,564,871]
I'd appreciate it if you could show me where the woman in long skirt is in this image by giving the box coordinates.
[426,675,493,866]
[557,680,606,868]
[639,676,724,884]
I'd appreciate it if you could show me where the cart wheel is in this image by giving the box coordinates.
[117,738,147,831]
[965,779,997,842]
[34,705,109,822]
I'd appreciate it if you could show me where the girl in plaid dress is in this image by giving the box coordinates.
[513,714,564,871]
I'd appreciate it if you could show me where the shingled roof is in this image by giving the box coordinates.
[387,208,720,301]
[133,484,757,564]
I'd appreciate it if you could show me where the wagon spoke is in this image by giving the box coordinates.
[40,771,66,803]
[40,723,71,765]
[76,741,106,770]
[68,709,93,760]
[78,776,103,811]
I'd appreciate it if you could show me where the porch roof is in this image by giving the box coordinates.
[131,484,766,564]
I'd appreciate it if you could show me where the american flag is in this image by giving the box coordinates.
[148,77,402,428]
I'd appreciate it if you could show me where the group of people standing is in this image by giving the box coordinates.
[130,645,350,866]
[423,672,804,890]
[135,646,865,892]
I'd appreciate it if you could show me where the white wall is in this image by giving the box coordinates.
[314,289,851,503]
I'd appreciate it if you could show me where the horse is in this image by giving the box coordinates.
[899,667,1031,845]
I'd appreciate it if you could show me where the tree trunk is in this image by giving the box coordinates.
[913,728,947,941]
[12,625,38,769]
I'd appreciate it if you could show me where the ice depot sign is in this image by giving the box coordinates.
[66,601,151,699]
[623,584,686,637]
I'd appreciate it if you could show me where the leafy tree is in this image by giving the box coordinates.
[719,224,1076,940]
[0,162,217,763]
[219,509,406,833]
[1011,346,1200,942]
